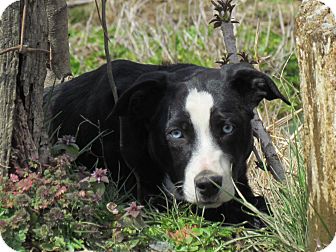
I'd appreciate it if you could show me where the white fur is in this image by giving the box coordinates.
[183,89,235,208]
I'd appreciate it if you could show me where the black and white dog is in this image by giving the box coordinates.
[45,60,289,224]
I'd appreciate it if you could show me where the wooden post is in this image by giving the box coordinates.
[0,0,49,172]
[0,2,20,174]
[45,0,73,86]
[295,1,336,250]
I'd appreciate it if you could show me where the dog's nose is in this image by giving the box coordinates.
[194,171,222,198]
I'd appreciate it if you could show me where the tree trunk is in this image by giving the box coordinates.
[44,0,72,86]
[295,1,336,250]
[0,2,20,175]
[0,0,49,173]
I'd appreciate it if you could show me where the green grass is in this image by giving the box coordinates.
[69,25,217,76]
[2,0,307,251]
[105,202,237,251]
[67,17,305,252]
[67,0,307,251]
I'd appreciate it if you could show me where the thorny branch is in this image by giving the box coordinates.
[210,0,239,63]
[210,0,285,181]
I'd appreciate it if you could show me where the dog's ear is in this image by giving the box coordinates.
[228,64,290,109]
[112,71,168,119]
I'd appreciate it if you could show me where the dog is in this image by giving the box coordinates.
[44,59,289,225]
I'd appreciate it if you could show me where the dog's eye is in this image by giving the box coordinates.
[169,129,184,139]
[222,124,234,134]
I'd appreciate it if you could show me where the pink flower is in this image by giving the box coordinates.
[125,202,144,218]
[91,168,109,183]
[55,186,67,197]
[10,174,19,183]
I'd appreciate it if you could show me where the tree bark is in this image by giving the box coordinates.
[295,1,336,250]
[0,0,49,172]
[44,0,72,86]
[0,2,20,175]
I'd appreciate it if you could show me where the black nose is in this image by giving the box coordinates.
[194,171,222,198]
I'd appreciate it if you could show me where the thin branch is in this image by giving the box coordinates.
[94,0,118,102]
[220,22,239,63]
[20,0,28,51]
[0,0,49,56]
[94,1,142,200]
[0,45,50,55]
[210,0,240,62]
[252,112,285,181]
[211,0,285,181]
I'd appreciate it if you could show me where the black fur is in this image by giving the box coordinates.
[44,60,288,226]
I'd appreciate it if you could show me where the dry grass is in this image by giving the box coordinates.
[64,0,309,250]
[68,0,302,202]
[69,0,299,72]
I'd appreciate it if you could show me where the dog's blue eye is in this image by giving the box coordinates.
[222,124,234,134]
[170,129,183,139]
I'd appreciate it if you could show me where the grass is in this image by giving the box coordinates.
[2,0,307,251]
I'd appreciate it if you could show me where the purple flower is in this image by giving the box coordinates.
[91,168,109,183]
[125,202,144,218]
[10,174,19,183]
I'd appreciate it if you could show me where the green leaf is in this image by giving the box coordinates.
[93,183,106,197]
[51,143,80,160]
[188,246,199,252]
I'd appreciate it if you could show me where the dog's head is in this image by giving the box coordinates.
[113,63,289,208]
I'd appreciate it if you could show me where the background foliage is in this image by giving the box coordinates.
[1,0,306,251]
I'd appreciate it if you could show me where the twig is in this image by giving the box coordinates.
[252,145,264,169]
[252,112,285,181]
[0,163,11,169]
[220,22,239,62]
[210,0,240,62]
[0,0,50,56]
[94,0,118,102]
[210,0,285,181]
[0,45,50,55]
[20,0,28,52]
[94,1,142,200]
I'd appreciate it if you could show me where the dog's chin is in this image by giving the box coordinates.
[194,195,234,209]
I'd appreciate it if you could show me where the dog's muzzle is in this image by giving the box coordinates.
[194,170,223,206]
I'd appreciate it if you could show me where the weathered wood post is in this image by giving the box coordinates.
[295,1,336,250]
[0,0,71,173]
[0,2,20,174]
[0,0,48,174]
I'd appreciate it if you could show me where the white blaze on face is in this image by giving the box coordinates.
[183,88,235,207]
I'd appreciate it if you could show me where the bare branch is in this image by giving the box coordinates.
[220,22,239,63]
[252,111,285,181]
[211,0,285,180]
[94,0,118,102]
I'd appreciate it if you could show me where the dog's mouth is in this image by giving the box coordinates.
[163,174,234,208]
[195,197,223,208]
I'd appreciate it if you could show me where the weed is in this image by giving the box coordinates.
[1,0,307,251]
